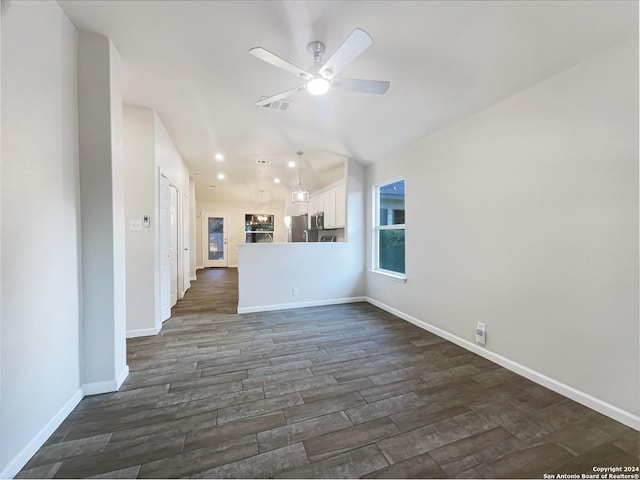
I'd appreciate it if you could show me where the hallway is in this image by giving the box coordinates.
[172,268,239,315]
[15,270,640,478]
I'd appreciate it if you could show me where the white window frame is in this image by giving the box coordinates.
[372,177,406,281]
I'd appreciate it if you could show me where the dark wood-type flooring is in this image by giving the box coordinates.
[17,267,639,478]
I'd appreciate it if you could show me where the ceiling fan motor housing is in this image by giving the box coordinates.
[307,41,326,60]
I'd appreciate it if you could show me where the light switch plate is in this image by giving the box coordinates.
[129,220,143,231]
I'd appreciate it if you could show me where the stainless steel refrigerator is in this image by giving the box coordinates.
[290,214,317,242]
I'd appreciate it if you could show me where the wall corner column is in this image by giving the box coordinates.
[77,32,128,394]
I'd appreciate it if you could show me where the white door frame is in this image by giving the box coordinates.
[159,173,185,322]
[202,211,229,268]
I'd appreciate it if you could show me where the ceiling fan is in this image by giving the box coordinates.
[249,28,390,107]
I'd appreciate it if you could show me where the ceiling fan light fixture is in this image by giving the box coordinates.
[250,28,389,106]
[306,77,330,96]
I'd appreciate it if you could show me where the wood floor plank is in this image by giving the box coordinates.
[190,443,309,479]
[263,374,337,398]
[377,417,472,464]
[257,411,353,453]
[21,434,111,470]
[283,392,366,424]
[368,452,447,478]
[359,377,430,403]
[15,462,62,479]
[276,444,389,479]
[138,435,258,478]
[389,403,472,433]
[299,377,375,403]
[428,426,520,476]
[474,443,575,479]
[345,392,426,425]
[53,434,185,478]
[184,411,286,452]
[216,392,304,424]
[303,416,401,462]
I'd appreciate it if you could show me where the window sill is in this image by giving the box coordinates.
[369,269,407,283]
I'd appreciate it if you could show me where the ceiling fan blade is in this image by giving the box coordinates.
[332,77,390,95]
[255,85,305,107]
[249,47,312,80]
[318,28,373,79]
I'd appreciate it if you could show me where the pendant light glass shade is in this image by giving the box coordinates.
[290,151,310,204]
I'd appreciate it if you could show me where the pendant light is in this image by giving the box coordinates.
[291,151,309,204]
[257,190,268,222]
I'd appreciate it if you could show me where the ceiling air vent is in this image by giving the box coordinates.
[255,159,271,166]
[260,99,291,111]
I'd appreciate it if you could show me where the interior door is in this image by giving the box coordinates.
[182,192,191,294]
[159,175,171,321]
[169,184,178,307]
[203,212,228,268]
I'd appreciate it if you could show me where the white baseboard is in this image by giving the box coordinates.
[0,388,83,479]
[116,365,130,390]
[238,296,367,314]
[196,265,203,271]
[190,275,197,281]
[126,326,161,338]
[82,365,130,396]
[365,297,640,431]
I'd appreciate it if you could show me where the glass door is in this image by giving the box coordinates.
[203,212,228,267]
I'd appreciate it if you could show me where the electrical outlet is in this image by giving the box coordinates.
[475,322,486,345]
[292,288,299,296]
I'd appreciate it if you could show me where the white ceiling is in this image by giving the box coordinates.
[58,0,637,204]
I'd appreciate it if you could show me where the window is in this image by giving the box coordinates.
[373,178,405,277]
[245,214,274,243]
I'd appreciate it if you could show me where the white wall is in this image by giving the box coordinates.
[124,106,157,336]
[196,197,286,269]
[237,159,366,312]
[366,42,639,427]
[154,114,190,195]
[123,106,191,336]
[0,1,82,475]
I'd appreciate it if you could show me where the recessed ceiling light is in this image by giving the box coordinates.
[217,173,225,180]
[274,178,280,184]
[214,153,224,161]
[288,161,296,168]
